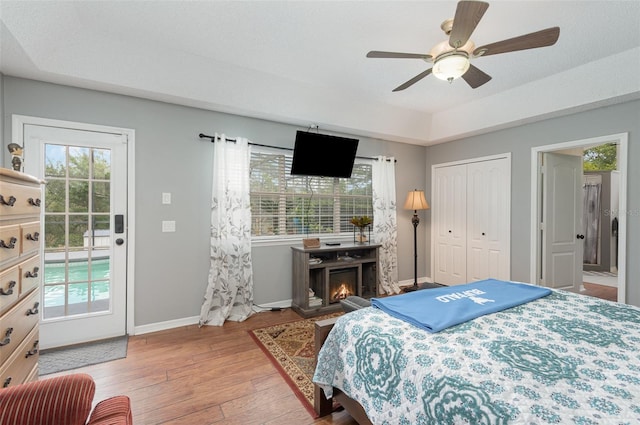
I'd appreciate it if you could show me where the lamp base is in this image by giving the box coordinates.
[402,282,445,293]
[402,284,419,293]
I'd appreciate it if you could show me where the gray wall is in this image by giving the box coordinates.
[3,76,637,328]
[1,76,427,327]
[425,99,640,307]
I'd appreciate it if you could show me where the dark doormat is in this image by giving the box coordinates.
[39,335,128,376]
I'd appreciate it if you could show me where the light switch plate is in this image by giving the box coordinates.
[162,192,172,204]
[162,220,176,232]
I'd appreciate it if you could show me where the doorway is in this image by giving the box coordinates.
[14,115,135,349]
[530,133,628,303]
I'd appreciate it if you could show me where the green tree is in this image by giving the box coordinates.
[44,146,111,249]
[583,143,617,171]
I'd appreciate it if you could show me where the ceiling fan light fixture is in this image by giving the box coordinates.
[432,52,470,82]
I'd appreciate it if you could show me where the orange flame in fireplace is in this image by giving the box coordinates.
[332,283,353,301]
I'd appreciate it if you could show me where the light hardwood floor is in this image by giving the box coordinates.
[43,309,356,425]
[581,282,618,302]
[42,284,617,424]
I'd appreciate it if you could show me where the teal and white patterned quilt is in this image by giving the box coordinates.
[313,290,640,424]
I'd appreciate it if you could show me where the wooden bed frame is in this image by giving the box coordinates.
[314,317,373,425]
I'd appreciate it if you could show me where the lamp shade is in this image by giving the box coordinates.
[404,190,429,211]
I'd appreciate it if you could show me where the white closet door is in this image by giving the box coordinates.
[434,164,467,285]
[466,158,510,282]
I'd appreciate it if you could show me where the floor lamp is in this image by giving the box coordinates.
[403,189,430,292]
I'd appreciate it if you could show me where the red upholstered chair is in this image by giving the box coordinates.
[0,373,132,425]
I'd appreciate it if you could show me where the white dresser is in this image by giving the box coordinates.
[0,168,43,388]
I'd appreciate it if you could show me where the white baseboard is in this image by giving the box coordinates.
[398,276,434,288]
[132,299,295,335]
[252,299,293,312]
[132,279,439,336]
[133,315,200,336]
[254,299,293,309]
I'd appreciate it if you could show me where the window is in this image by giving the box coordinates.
[250,150,372,237]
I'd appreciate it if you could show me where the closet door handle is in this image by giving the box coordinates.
[576,234,585,240]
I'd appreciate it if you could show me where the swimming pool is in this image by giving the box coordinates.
[43,258,111,307]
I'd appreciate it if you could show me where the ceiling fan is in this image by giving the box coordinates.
[367,0,560,91]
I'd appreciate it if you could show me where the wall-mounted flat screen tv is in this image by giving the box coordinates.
[290,131,359,178]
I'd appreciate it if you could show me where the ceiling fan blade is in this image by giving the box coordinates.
[367,51,432,60]
[462,64,492,88]
[392,69,433,92]
[473,27,560,57]
[449,0,489,48]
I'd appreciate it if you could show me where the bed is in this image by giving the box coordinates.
[313,283,640,424]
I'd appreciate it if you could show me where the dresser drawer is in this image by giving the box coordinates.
[0,326,39,389]
[0,181,42,218]
[0,225,21,264]
[19,256,41,296]
[20,221,41,256]
[0,289,39,365]
[0,266,20,316]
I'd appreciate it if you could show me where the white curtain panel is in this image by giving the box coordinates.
[372,156,400,294]
[199,135,254,326]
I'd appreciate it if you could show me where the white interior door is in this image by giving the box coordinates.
[23,124,128,349]
[541,152,583,292]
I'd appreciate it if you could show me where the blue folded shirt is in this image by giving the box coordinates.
[371,279,551,332]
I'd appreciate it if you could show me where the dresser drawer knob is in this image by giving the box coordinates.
[0,327,13,346]
[28,197,41,207]
[26,267,39,278]
[26,302,40,316]
[26,340,39,358]
[0,237,17,249]
[26,232,40,241]
[0,194,17,206]
[0,280,16,296]
[2,377,11,388]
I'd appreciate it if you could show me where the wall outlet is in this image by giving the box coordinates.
[162,220,176,232]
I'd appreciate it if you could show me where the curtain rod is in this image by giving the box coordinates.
[198,133,395,162]
[198,133,286,151]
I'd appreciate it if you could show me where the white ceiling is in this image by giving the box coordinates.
[1,1,639,146]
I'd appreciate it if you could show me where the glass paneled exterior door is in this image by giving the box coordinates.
[23,122,128,349]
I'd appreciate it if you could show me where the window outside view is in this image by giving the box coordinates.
[42,144,112,319]
[250,151,373,237]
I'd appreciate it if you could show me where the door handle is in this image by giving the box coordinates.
[115,215,124,234]
[115,238,125,246]
[576,234,585,240]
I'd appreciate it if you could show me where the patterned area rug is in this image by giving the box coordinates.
[249,313,341,418]
[39,336,128,376]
